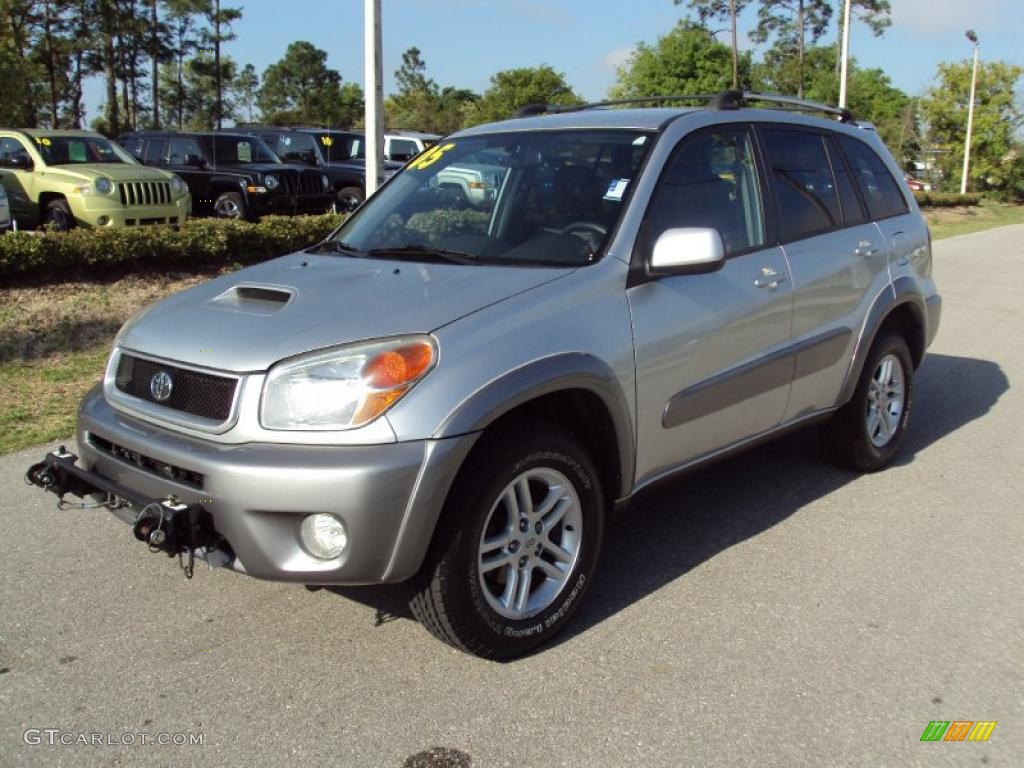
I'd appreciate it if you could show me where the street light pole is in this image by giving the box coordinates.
[838,0,852,109]
[364,0,384,197]
[961,30,980,195]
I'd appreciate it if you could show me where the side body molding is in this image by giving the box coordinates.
[837,275,927,406]
[432,353,636,500]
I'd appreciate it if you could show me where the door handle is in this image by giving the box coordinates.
[854,240,878,257]
[754,268,786,289]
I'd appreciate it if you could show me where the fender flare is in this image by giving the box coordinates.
[837,276,927,406]
[432,353,636,500]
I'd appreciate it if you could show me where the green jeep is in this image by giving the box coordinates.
[0,129,190,230]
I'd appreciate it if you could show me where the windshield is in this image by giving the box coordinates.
[315,132,364,162]
[274,132,321,165]
[327,129,652,267]
[207,135,280,164]
[33,135,135,166]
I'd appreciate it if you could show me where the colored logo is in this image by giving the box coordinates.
[920,721,996,742]
[149,371,174,403]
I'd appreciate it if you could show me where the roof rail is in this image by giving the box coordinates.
[514,89,855,123]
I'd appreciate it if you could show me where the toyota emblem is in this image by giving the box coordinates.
[150,370,174,402]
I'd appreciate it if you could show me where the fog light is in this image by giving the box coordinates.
[299,514,347,560]
[97,215,110,226]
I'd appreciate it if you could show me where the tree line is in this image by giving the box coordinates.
[1,0,1020,196]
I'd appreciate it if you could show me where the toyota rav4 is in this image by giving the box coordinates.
[28,92,941,659]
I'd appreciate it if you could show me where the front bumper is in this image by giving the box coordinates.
[75,386,477,584]
[73,195,191,227]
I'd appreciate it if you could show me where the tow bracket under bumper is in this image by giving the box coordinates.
[26,446,228,577]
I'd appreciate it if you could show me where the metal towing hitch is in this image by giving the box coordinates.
[25,446,225,578]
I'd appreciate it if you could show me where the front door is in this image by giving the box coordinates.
[0,136,35,226]
[628,125,794,486]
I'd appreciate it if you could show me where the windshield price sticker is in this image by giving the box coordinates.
[408,143,455,171]
[320,136,334,147]
[604,178,630,201]
[34,137,52,146]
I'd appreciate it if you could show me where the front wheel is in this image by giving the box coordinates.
[42,198,74,231]
[336,186,364,213]
[213,191,247,220]
[824,331,914,471]
[410,424,605,659]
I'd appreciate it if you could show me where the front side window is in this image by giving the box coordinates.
[0,137,30,166]
[32,135,134,166]
[168,137,203,165]
[761,128,841,241]
[837,135,908,220]
[643,127,765,256]
[144,139,168,164]
[207,135,279,164]
[389,139,419,160]
[274,132,320,165]
[325,129,652,267]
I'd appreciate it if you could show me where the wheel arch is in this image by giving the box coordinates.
[838,277,927,406]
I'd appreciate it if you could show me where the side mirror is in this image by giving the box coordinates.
[649,227,725,276]
[5,154,33,171]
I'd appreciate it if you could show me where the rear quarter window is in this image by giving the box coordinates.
[837,135,908,220]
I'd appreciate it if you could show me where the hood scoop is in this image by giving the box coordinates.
[209,284,295,315]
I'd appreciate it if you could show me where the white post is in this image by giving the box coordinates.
[838,0,852,109]
[364,0,384,196]
[961,43,980,195]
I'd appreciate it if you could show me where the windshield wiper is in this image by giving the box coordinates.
[308,240,364,256]
[364,245,480,265]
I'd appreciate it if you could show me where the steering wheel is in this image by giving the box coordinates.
[561,221,608,239]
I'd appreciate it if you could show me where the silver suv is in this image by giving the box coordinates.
[27,92,941,659]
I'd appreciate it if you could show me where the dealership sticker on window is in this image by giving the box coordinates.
[408,143,455,171]
[320,136,334,147]
[604,178,630,201]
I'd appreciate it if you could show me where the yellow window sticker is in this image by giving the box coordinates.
[320,136,334,147]
[407,143,455,171]
[34,137,52,146]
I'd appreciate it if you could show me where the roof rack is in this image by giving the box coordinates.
[515,89,855,123]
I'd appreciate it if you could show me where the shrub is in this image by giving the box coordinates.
[0,213,346,282]
[914,192,983,208]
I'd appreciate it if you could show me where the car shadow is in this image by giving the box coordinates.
[325,354,1008,654]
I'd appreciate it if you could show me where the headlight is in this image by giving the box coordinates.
[321,174,330,189]
[170,175,186,195]
[264,174,279,190]
[95,177,113,194]
[261,336,437,430]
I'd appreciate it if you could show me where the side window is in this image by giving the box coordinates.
[761,128,841,241]
[143,138,167,164]
[644,127,765,256]
[826,136,867,226]
[119,137,143,158]
[837,135,908,220]
[168,137,202,165]
[389,139,419,161]
[0,137,29,166]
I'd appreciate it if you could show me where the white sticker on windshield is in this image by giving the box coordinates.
[632,136,648,146]
[282,136,292,146]
[604,178,630,201]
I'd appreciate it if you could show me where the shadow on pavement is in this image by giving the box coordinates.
[326,354,1009,651]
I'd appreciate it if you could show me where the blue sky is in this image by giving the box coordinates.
[84,0,1024,124]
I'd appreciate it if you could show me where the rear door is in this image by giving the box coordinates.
[756,126,889,420]
[629,124,794,484]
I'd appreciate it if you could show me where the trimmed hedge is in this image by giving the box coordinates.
[914,191,983,208]
[0,213,346,281]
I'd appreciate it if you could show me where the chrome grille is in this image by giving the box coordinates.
[118,181,172,207]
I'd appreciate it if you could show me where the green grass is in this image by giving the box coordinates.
[925,200,1024,240]
[0,348,108,455]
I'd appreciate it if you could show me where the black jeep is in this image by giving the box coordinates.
[232,126,404,212]
[118,130,334,220]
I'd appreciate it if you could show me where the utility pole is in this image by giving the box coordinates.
[729,0,738,89]
[838,0,852,108]
[364,0,384,196]
[961,30,980,195]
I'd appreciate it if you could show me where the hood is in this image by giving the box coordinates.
[323,158,404,173]
[41,163,175,183]
[213,162,302,176]
[118,251,573,372]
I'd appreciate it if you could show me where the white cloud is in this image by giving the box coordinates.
[600,45,635,74]
[891,0,1004,35]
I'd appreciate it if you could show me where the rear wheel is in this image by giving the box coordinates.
[42,198,74,231]
[213,191,247,220]
[824,331,913,471]
[410,423,605,659]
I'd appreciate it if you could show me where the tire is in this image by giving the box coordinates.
[824,330,914,472]
[409,422,605,659]
[336,186,364,213]
[213,191,247,220]
[42,198,74,231]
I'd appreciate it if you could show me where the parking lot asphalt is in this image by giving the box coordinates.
[1,225,1022,767]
